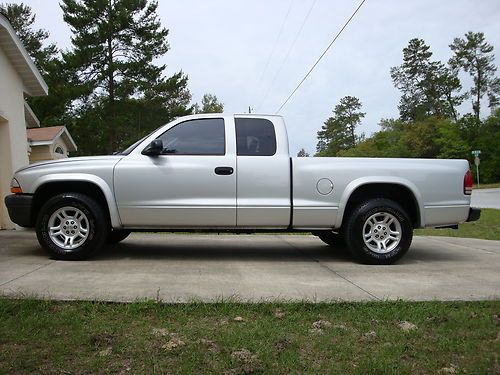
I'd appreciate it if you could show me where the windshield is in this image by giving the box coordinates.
[118,135,148,155]
[117,118,179,155]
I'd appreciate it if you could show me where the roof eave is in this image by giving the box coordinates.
[24,101,40,128]
[61,128,78,152]
[0,13,48,97]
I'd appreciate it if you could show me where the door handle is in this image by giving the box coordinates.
[214,167,234,175]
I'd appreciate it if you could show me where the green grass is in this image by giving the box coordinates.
[415,208,500,240]
[0,299,498,374]
[475,182,500,189]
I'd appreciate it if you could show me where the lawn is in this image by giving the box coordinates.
[475,182,500,189]
[415,208,500,241]
[0,299,498,374]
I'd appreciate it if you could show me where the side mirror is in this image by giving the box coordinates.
[141,139,163,156]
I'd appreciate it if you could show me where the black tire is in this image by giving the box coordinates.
[35,193,108,260]
[313,231,346,247]
[106,229,131,244]
[345,198,413,265]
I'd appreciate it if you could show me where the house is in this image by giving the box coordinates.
[27,125,77,163]
[0,12,48,229]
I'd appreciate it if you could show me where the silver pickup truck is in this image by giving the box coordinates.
[5,114,480,264]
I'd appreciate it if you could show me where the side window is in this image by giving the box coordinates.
[157,118,225,155]
[235,118,276,156]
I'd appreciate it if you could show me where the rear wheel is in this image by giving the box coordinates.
[345,198,413,265]
[36,193,108,260]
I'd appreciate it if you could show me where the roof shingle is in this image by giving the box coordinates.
[26,126,64,142]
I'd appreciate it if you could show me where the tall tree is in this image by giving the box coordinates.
[0,2,57,74]
[316,96,365,156]
[391,38,463,122]
[61,0,191,154]
[194,93,224,113]
[449,32,500,119]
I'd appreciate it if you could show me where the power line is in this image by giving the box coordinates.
[258,0,295,83]
[258,0,317,110]
[276,0,367,113]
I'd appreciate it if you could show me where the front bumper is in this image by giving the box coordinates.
[4,194,34,227]
[466,207,481,222]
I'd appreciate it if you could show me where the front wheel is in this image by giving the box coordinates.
[36,193,108,260]
[345,198,413,265]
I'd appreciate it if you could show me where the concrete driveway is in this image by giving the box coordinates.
[0,230,498,302]
[471,188,500,209]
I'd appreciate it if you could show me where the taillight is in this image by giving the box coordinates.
[464,170,473,195]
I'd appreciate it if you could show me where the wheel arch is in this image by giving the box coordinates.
[32,174,121,228]
[335,177,424,229]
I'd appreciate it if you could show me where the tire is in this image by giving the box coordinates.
[106,229,131,244]
[313,231,346,247]
[345,198,413,265]
[35,193,108,260]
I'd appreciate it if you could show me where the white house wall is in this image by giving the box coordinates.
[29,142,68,164]
[0,46,30,229]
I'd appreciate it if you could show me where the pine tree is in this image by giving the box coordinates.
[316,96,365,156]
[61,0,191,154]
[391,38,463,122]
[449,32,500,119]
[0,2,57,74]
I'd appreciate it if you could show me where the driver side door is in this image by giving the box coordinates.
[114,117,237,228]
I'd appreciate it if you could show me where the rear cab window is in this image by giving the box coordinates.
[235,118,276,156]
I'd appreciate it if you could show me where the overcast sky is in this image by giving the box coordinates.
[11,0,500,155]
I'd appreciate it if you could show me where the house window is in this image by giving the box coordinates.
[54,146,65,155]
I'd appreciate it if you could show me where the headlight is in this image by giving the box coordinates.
[10,178,23,194]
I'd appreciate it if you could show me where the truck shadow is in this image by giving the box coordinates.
[95,241,353,262]
[92,240,466,265]
[1,232,470,265]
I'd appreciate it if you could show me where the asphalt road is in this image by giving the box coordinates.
[0,231,498,302]
[471,188,500,209]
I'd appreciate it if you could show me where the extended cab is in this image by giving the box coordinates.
[5,114,480,264]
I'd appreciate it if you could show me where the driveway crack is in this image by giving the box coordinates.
[0,260,56,288]
[277,235,380,301]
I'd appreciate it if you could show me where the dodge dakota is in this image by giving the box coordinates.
[5,114,480,264]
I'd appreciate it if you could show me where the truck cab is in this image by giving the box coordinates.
[114,114,293,229]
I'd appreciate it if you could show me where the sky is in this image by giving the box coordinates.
[10,0,500,155]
